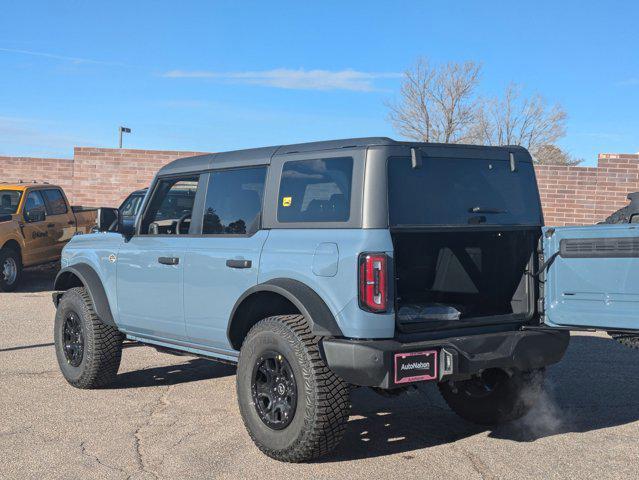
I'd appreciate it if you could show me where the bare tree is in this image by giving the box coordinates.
[533,144,582,166]
[472,83,569,156]
[388,60,579,165]
[387,58,481,143]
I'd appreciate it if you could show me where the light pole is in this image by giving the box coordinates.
[118,126,132,148]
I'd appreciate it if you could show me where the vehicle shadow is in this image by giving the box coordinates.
[110,357,236,389]
[320,334,639,463]
[13,264,58,293]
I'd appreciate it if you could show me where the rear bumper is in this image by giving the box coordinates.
[321,328,570,389]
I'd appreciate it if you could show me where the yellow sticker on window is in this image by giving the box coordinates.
[282,196,292,207]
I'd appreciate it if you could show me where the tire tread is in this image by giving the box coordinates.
[238,314,350,462]
[56,287,123,389]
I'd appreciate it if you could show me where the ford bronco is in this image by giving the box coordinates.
[51,138,639,462]
[0,183,97,291]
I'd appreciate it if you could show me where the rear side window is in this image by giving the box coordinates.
[42,189,68,215]
[387,156,542,226]
[277,157,353,223]
[203,167,266,235]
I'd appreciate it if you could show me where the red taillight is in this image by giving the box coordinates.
[358,253,388,312]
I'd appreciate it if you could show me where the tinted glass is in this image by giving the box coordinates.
[388,156,542,226]
[0,191,22,215]
[277,157,353,223]
[42,189,68,215]
[120,194,145,218]
[143,176,199,234]
[202,167,266,235]
[24,191,46,218]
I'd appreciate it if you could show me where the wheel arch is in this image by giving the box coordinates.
[53,264,116,327]
[1,239,22,260]
[227,278,343,350]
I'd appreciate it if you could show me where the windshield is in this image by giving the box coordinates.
[119,194,145,218]
[0,190,22,215]
[387,156,542,227]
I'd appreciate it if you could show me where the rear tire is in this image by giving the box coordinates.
[0,247,22,292]
[610,333,639,349]
[438,369,544,426]
[54,287,123,389]
[236,315,351,462]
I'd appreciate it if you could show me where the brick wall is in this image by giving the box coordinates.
[536,153,639,225]
[70,147,204,207]
[1,148,638,226]
[0,156,74,191]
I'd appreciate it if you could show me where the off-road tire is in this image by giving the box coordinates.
[602,207,639,348]
[603,205,632,224]
[54,287,124,389]
[438,369,544,426]
[0,247,22,292]
[236,315,351,462]
[610,333,639,349]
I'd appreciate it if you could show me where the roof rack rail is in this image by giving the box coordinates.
[12,180,50,185]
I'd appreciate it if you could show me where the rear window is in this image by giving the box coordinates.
[277,157,353,223]
[388,156,542,226]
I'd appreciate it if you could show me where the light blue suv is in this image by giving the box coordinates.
[52,138,639,462]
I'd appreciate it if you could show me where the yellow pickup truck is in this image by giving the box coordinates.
[0,183,97,291]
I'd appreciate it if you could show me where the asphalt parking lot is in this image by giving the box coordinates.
[2,267,639,480]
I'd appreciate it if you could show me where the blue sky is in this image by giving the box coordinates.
[0,0,637,165]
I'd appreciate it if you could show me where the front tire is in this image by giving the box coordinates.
[236,315,351,462]
[438,369,544,426]
[0,247,22,292]
[54,287,123,389]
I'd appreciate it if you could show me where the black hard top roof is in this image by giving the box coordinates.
[158,137,529,176]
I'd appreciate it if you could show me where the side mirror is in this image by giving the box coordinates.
[25,209,46,223]
[95,207,119,232]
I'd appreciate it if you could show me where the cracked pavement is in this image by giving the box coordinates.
[2,267,639,479]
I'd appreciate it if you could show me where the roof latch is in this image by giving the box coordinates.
[411,148,422,169]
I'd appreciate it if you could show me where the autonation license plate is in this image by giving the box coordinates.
[394,350,438,384]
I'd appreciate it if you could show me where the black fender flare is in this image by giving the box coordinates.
[53,264,116,327]
[228,278,344,343]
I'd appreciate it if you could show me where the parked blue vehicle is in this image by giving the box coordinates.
[52,138,639,462]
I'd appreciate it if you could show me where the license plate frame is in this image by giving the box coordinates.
[393,350,438,385]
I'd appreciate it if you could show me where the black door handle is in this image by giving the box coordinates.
[226,259,252,269]
[158,257,180,266]
[47,223,55,228]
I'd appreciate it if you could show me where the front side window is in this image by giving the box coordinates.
[202,167,266,235]
[0,190,22,215]
[277,157,353,223]
[120,194,145,218]
[141,176,199,234]
[42,189,68,215]
[24,191,47,222]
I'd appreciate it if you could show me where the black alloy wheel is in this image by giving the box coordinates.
[62,311,84,367]
[251,351,298,430]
